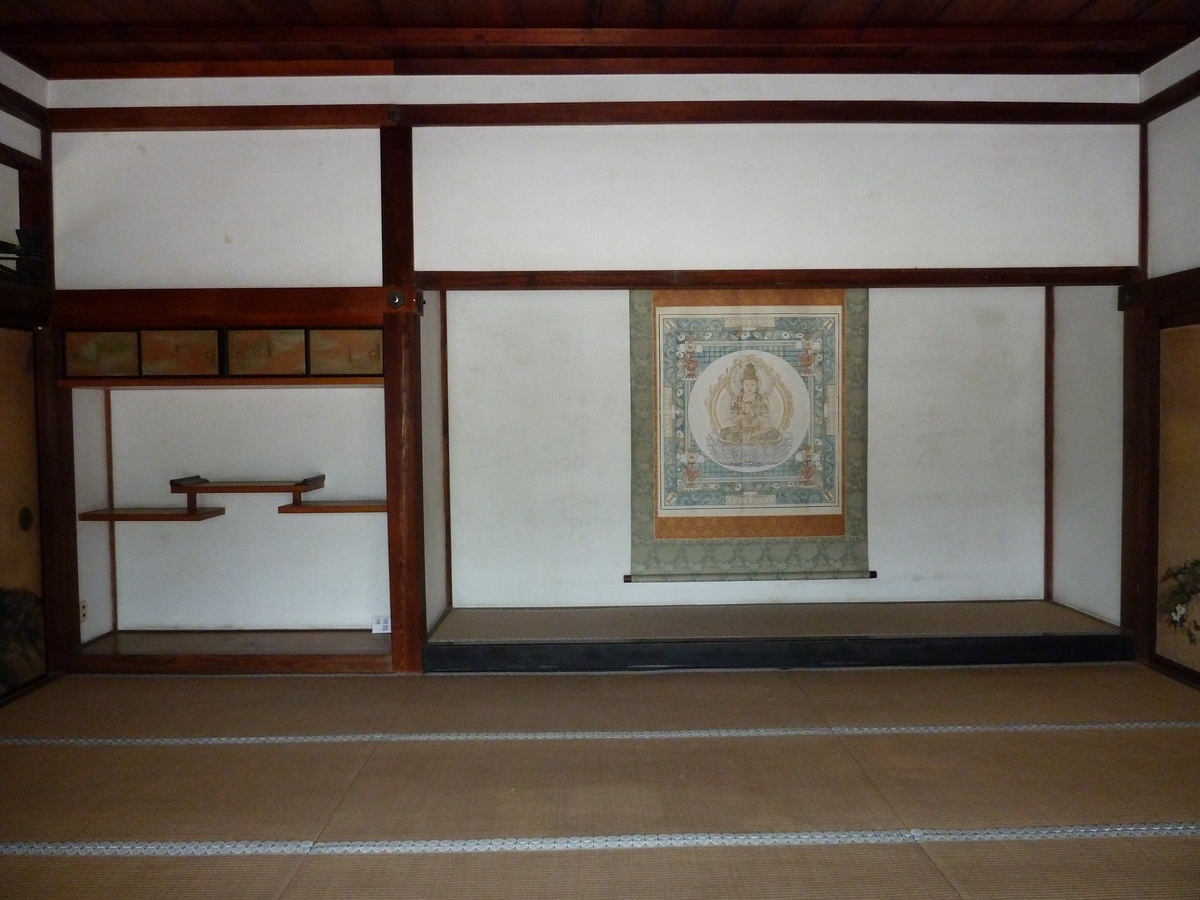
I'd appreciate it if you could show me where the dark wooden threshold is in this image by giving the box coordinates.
[74,629,393,674]
[424,632,1136,673]
[1149,653,1200,691]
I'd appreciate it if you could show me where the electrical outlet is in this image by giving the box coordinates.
[79,599,88,622]
[371,616,391,634]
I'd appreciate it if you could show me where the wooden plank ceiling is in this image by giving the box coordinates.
[0,1,1198,79]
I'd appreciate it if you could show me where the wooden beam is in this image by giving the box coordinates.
[1118,266,1200,314]
[51,55,1148,80]
[52,287,390,329]
[49,105,397,132]
[2,24,1186,48]
[415,267,1141,292]
[1141,68,1200,123]
[0,142,40,170]
[0,82,46,129]
[390,100,1141,127]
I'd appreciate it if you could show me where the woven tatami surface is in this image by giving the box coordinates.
[0,663,1198,898]
[427,599,1117,643]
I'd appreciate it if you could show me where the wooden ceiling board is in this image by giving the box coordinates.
[514,0,595,28]
[1002,0,1096,23]
[937,0,1029,25]
[659,0,743,29]
[793,0,886,28]
[304,0,392,27]
[865,0,961,28]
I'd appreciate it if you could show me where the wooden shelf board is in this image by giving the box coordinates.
[78,506,226,522]
[171,475,325,494]
[278,500,387,513]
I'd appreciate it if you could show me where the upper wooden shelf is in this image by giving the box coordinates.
[171,474,326,509]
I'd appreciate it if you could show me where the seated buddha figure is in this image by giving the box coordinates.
[718,362,782,445]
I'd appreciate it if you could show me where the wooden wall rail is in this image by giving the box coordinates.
[416,267,1142,292]
[53,287,392,329]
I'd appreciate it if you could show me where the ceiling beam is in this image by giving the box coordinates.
[0,24,1187,48]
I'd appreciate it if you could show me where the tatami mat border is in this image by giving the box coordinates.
[3,720,1199,746]
[4,824,1200,857]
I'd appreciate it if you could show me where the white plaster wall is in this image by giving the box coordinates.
[421,291,450,628]
[0,164,17,243]
[71,390,114,642]
[1141,35,1200,101]
[1052,287,1123,624]
[0,110,40,161]
[48,72,1139,109]
[1149,96,1200,278]
[107,388,388,630]
[52,129,382,289]
[414,124,1139,272]
[0,53,48,106]
[447,288,1044,608]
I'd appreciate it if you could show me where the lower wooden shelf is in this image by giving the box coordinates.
[278,500,387,513]
[79,507,226,522]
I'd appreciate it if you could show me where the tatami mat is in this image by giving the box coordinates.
[2,663,1198,898]
[844,728,1200,829]
[281,846,963,900]
[0,744,372,842]
[428,600,1118,643]
[0,675,415,739]
[794,662,1200,726]
[0,856,304,900]
[317,737,903,841]
[386,670,825,733]
[923,838,1200,900]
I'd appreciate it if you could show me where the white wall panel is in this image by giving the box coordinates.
[415,124,1139,272]
[1053,287,1123,624]
[52,130,382,289]
[447,288,1044,608]
[72,390,113,642]
[108,388,388,629]
[0,110,40,161]
[49,72,1139,109]
[0,164,17,243]
[1149,96,1200,277]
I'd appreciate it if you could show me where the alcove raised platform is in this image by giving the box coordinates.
[424,600,1134,672]
[76,629,392,674]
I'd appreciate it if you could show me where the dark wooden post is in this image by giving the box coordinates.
[381,123,426,671]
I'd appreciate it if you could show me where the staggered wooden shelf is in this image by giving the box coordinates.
[79,473,386,521]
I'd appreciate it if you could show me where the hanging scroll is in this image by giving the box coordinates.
[629,288,869,581]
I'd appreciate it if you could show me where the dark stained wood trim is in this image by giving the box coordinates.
[380,127,415,284]
[440,290,453,612]
[1139,122,1149,280]
[381,123,424,672]
[0,82,46,129]
[60,377,382,388]
[4,24,1185,48]
[1148,652,1200,690]
[48,105,398,132]
[0,285,50,329]
[103,389,118,633]
[1141,68,1200,123]
[1044,287,1055,603]
[0,141,40,171]
[417,267,1141,292]
[51,56,1147,80]
[1118,266,1200,313]
[391,100,1140,127]
[53,287,389,329]
[383,309,426,673]
[52,60,396,80]
[34,327,81,671]
[68,652,393,674]
[1120,303,1158,661]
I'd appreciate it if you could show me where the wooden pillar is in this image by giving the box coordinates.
[381,123,426,671]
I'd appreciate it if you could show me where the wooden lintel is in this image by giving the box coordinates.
[48,104,398,132]
[2,24,1186,48]
[1118,267,1200,313]
[391,99,1141,127]
[52,287,391,329]
[416,267,1142,293]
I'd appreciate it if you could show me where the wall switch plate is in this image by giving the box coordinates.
[371,616,391,634]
